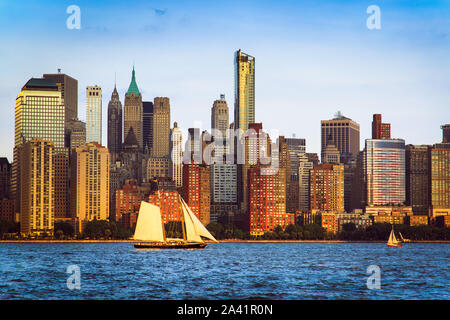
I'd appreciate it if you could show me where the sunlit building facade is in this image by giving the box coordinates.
[234,49,255,131]
[86,85,102,144]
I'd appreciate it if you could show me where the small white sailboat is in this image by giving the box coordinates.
[387,226,402,247]
[398,232,410,243]
[133,195,218,249]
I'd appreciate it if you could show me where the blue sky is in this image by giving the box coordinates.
[1,0,449,161]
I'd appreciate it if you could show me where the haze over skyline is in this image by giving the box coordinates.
[1,0,449,161]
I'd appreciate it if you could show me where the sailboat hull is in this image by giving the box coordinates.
[387,243,402,247]
[134,242,207,249]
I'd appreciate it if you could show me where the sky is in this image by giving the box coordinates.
[0,0,449,161]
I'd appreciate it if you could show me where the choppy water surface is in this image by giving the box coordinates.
[0,242,448,299]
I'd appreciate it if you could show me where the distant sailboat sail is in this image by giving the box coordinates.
[133,202,165,242]
[387,227,402,247]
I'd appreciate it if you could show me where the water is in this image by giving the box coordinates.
[0,242,448,300]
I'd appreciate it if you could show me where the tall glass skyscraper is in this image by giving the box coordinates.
[234,49,255,131]
[86,85,102,144]
[364,139,406,206]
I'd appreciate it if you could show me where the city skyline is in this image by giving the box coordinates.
[1,0,449,161]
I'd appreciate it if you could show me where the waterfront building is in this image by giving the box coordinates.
[124,66,143,149]
[249,165,294,236]
[298,153,313,211]
[234,49,255,131]
[115,179,151,228]
[19,139,54,236]
[210,164,237,222]
[12,78,66,222]
[148,190,182,224]
[364,139,406,206]
[405,145,430,215]
[86,85,102,144]
[182,163,210,226]
[429,142,450,220]
[152,97,170,157]
[70,142,110,234]
[365,205,413,224]
[320,112,360,161]
[107,85,123,157]
[0,158,11,200]
[309,164,345,212]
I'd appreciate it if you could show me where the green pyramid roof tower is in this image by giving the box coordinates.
[126,66,140,97]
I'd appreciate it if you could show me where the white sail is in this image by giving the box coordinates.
[181,198,218,242]
[181,200,203,243]
[388,228,399,245]
[133,202,165,242]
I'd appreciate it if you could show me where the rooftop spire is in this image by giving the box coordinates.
[126,65,140,97]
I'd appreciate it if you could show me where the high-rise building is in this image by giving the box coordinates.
[372,114,391,139]
[298,153,313,211]
[12,78,66,221]
[119,127,142,182]
[43,71,78,123]
[20,139,54,236]
[143,101,154,154]
[107,85,123,157]
[309,164,344,212]
[320,112,360,161]
[210,164,237,222]
[405,145,429,215]
[70,142,110,234]
[286,138,306,181]
[65,119,86,150]
[441,124,450,143]
[148,189,183,224]
[429,143,450,219]
[249,166,294,236]
[184,128,202,164]
[234,50,255,131]
[86,85,102,144]
[364,139,405,206]
[152,97,170,157]
[212,94,229,137]
[0,158,11,200]
[182,163,210,226]
[322,135,340,164]
[124,66,143,149]
[169,122,183,188]
[238,123,271,214]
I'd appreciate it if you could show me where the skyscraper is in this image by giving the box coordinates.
[182,163,210,226]
[210,163,237,222]
[364,139,406,206]
[12,78,65,221]
[0,158,11,200]
[298,153,313,211]
[43,70,78,123]
[234,49,255,131]
[124,66,143,149]
[429,143,450,219]
[320,112,360,162]
[65,119,86,150]
[169,122,183,187]
[70,142,110,234]
[86,85,102,144]
[372,114,391,139]
[143,101,154,153]
[441,124,450,143]
[211,94,229,136]
[405,145,429,215]
[152,97,170,157]
[20,139,54,236]
[107,85,123,156]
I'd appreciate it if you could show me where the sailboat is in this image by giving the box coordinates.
[133,196,218,249]
[387,226,402,247]
[398,232,410,243]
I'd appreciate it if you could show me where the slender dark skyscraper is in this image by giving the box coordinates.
[108,84,123,156]
[143,101,154,154]
[43,70,78,123]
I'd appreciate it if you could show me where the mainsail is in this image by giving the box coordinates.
[180,198,218,243]
[181,199,203,243]
[387,228,399,246]
[133,202,165,242]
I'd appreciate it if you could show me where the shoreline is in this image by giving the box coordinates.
[0,239,449,244]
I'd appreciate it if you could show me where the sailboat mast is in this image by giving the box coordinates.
[158,191,167,242]
[180,196,186,241]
